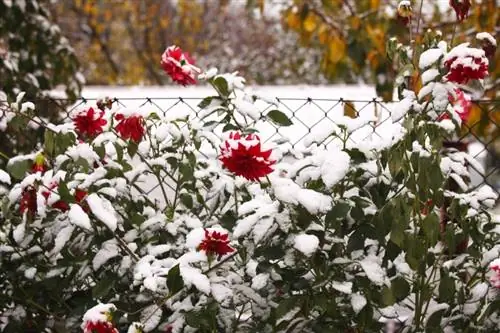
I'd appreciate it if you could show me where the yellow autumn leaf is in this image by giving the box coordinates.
[344,101,357,118]
[328,36,346,64]
[370,0,381,9]
[286,11,301,30]
[303,14,317,32]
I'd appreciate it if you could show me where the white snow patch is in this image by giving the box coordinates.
[293,234,319,257]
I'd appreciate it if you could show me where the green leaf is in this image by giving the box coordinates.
[213,77,230,97]
[425,309,445,331]
[381,286,395,306]
[167,264,184,295]
[438,269,455,303]
[222,123,239,132]
[6,159,30,180]
[422,212,440,245]
[58,182,72,202]
[275,296,302,320]
[127,141,138,158]
[180,193,193,209]
[92,275,115,298]
[198,96,220,109]
[391,277,410,302]
[267,110,293,126]
[44,131,55,158]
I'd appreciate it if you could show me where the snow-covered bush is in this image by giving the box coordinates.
[1,24,499,333]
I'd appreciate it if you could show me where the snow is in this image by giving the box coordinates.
[444,43,487,64]
[86,193,118,231]
[419,48,444,69]
[476,32,497,46]
[68,204,92,230]
[320,150,350,187]
[24,267,37,279]
[251,273,269,290]
[179,264,211,294]
[331,281,352,294]
[140,305,162,332]
[0,170,11,184]
[351,293,367,314]
[359,255,387,286]
[92,241,120,270]
[293,234,320,257]
[82,303,117,324]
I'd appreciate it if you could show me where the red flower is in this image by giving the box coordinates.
[489,259,500,289]
[444,45,488,84]
[197,229,235,259]
[449,0,471,21]
[220,132,275,181]
[161,45,199,86]
[114,114,145,143]
[20,186,37,217]
[42,183,88,212]
[73,107,107,139]
[83,321,118,333]
[438,89,472,123]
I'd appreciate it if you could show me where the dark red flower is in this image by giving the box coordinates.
[197,229,235,259]
[219,132,275,181]
[96,97,113,111]
[20,186,37,217]
[444,46,488,84]
[83,321,118,333]
[449,0,471,21]
[397,1,412,26]
[73,107,107,139]
[438,88,472,123]
[114,114,145,143]
[161,45,199,86]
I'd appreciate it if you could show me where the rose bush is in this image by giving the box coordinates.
[1,16,499,333]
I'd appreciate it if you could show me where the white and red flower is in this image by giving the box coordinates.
[220,132,275,181]
[489,259,500,288]
[82,303,118,333]
[161,45,199,86]
[438,88,472,123]
[444,44,488,84]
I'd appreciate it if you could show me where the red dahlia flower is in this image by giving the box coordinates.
[220,132,275,181]
[490,259,500,288]
[439,88,472,123]
[114,114,145,143]
[42,183,88,212]
[449,0,471,21]
[73,107,107,139]
[197,229,235,259]
[83,321,119,333]
[20,186,37,217]
[444,44,488,84]
[161,45,199,86]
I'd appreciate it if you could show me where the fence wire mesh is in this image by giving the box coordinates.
[1,97,499,200]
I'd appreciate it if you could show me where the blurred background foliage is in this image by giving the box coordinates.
[47,0,498,139]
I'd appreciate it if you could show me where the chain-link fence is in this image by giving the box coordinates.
[1,97,499,201]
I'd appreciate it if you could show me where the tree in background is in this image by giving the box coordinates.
[0,0,83,162]
[281,0,498,101]
[50,0,326,86]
